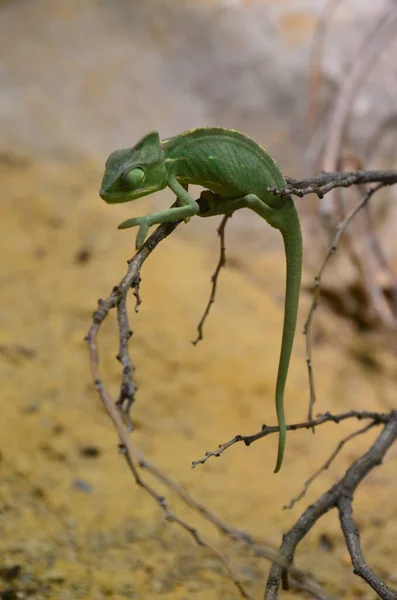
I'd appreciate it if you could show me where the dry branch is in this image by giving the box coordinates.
[86,169,397,599]
[279,169,397,198]
[265,413,397,600]
[192,410,388,468]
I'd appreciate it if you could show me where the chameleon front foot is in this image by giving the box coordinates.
[118,216,150,249]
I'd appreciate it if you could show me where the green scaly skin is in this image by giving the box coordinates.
[100,128,302,473]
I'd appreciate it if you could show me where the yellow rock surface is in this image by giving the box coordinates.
[0,152,396,598]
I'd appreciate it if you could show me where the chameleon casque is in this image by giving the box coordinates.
[100,128,302,473]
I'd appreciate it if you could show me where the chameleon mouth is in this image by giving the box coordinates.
[99,189,126,204]
[100,184,160,204]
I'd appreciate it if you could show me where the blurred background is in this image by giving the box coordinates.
[1,1,396,598]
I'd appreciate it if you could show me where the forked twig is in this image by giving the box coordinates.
[283,421,377,511]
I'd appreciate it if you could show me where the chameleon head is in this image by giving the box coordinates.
[99,131,167,204]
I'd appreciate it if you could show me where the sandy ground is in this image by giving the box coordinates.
[0,146,396,600]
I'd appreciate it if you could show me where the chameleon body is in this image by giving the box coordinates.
[100,128,302,473]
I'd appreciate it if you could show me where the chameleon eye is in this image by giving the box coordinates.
[121,167,145,188]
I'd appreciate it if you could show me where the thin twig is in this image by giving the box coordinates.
[265,413,397,600]
[283,421,377,510]
[277,169,397,198]
[192,214,230,345]
[192,410,388,468]
[304,183,385,423]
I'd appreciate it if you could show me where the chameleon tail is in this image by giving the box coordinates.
[274,200,302,473]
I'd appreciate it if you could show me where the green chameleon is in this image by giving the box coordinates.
[100,128,302,473]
